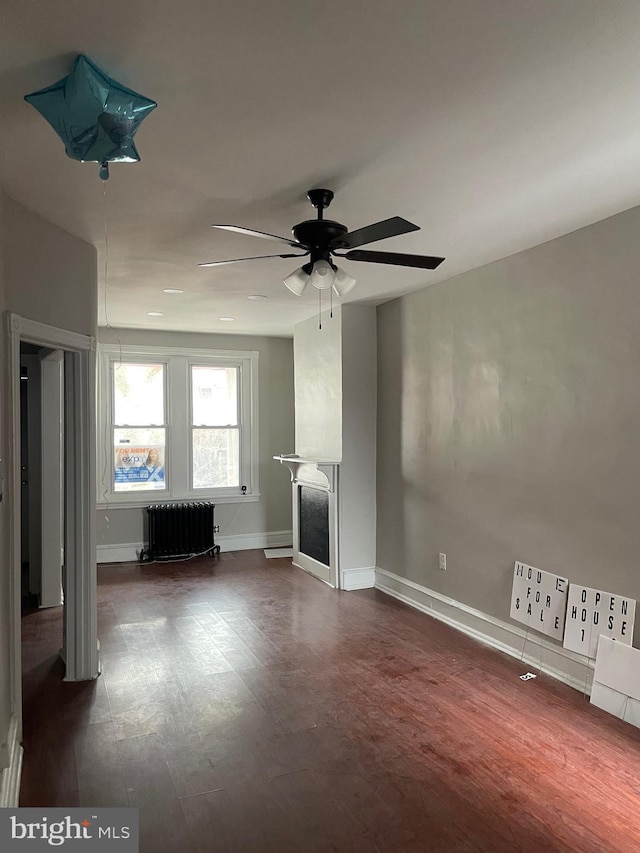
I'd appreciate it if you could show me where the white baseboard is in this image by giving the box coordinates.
[97,543,143,563]
[341,567,376,591]
[375,567,595,695]
[97,531,293,563]
[217,531,292,552]
[0,715,23,808]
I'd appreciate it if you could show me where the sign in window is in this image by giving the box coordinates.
[112,362,166,492]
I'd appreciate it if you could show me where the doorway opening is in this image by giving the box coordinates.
[8,314,99,770]
[20,343,65,616]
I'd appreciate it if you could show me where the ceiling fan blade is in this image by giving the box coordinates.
[343,249,445,270]
[211,224,305,249]
[332,216,419,250]
[199,253,308,268]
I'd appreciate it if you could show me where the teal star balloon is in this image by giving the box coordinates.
[25,55,157,179]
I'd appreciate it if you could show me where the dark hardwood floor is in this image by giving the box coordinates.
[20,551,640,852]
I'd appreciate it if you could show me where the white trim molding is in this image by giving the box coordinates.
[218,530,292,553]
[274,456,340,589]
[341,567,376,590]
[97,493,260,510]
[294,551,334,586]
[375,567,595,695]
[97,530,293,563]
[0,715,23,808]
[63,349,99,682]
[7,313,99,735]
[97,344,260,507]
[97,543,144,564]
[10,314,95,353]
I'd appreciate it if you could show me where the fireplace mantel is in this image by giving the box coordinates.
[274,452,374,592]
[274,455,340,587]
[273,455,339,492]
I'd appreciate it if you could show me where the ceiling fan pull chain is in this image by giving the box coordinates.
[330,286,333,318]
[318,287,322,330]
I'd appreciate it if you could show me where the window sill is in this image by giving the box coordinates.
[97,493,261,510]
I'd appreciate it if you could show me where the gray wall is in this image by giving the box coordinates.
[377,203,640,634]
[0,190,97,771]
[3,195,97,336]
[96,327,294,546]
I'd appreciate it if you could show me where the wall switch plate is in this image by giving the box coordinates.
[439,553,447,571]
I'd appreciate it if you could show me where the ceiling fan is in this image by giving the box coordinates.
[199,189,445,297]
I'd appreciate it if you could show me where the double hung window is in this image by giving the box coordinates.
[191,365,239,489]
[98,345,259,505]
[112,361,167,492]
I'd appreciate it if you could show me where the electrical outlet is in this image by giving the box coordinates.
[439,552,447,571]
[214,525,220,533]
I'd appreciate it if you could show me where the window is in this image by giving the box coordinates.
[113,362,167,492]
[98,345,259,506]
[191,365,239,489]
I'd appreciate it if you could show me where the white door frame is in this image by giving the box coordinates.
[61,347,98,681]
[8,313,98,736]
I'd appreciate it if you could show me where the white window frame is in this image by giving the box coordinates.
[97,344,259,508]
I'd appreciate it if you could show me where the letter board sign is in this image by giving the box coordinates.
[509,561,568,640]
[563,584,636,658]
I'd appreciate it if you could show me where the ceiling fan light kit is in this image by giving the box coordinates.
[283,264,312,296]
[283,260,358,298]
[199,188,445,304]
[309,258,335,290]
[332,266,357,297]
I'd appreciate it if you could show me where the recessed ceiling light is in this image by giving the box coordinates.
[163,288,184,294]
[219,317,235,322]
[247,294,267,301]
[147,311,163,317]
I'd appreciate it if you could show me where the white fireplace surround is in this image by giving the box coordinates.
[273,456,340,588]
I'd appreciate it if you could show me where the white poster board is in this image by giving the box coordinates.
[509,561,568,640]
[563,585,635,658]
[590,636,640,730]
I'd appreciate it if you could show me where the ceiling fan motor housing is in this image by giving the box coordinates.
[292,189,350,261]
[292,219,348,253]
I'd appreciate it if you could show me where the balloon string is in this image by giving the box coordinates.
[100,179,111,540]
[99,179,123,542]
[103,180,112,329]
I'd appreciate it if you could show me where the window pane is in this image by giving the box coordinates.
[114,362,165,425]
[192,428,239,488]
[114,427,166,492]
[191,366,238,426]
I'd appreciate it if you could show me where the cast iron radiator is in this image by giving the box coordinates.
[143,502,221,561]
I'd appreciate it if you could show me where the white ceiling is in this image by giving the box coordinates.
[2,1,640,337]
